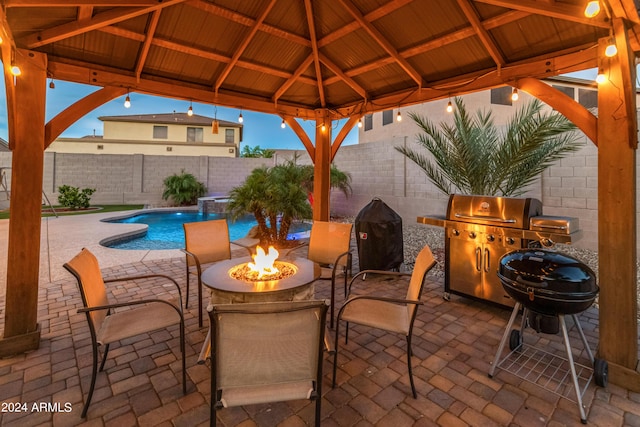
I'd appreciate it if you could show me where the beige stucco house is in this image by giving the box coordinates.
[47,112,243,157]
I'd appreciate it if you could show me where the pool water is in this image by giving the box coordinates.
[102,211,310,250]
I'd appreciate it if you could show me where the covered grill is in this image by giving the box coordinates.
[417,194,582,307]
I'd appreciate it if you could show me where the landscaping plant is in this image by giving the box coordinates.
[162,170,207,206]
[57,185,96,209]
[395,98,583,197]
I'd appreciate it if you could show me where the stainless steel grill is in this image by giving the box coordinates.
[417,194,582,307]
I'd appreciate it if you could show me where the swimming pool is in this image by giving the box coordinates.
[101,210,311,250]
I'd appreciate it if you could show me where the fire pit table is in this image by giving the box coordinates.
[201,256,320,304]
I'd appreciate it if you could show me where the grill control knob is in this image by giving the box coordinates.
[452,229,460,236]
[468,231,476,239]
[506,237,515,245]
[487,234,495,242]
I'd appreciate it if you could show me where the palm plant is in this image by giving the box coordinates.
[227,159,351,247]
[395,97,583,197]
[162,170,206,206]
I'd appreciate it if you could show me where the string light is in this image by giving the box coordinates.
[281,119,286,128]
[584,1,601,18]
[124,91,131,108]
[358,118,363,128]
[605,36,617,57]
[396,111,402,122]
[596,69,607,84]
[10,63,20,76]
[446,99,453,113]
[187,101,193,116]
[238,110,243,123]
[321,123,326,132]
[511,88,519,102]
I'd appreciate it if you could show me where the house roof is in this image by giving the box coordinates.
[5,1,639,121]
[98,113,242,128]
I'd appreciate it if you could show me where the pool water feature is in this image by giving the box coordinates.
[101,210,311,250]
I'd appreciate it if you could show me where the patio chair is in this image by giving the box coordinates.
[63,248,186,418]
[286,220,353,328]
[209,300,328,427]
[183,219,251,327]
[332,245,436,398]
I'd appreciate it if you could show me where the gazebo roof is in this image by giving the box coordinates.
[4,0,639,120]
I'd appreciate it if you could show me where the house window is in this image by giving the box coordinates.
[153,125,168,139]
[490,87,512,106]
[382,110,394,125]
[579,89,597,109]
[225,129,235,143]
[364,114,373,131]
[187,127,203,142]
[552,85,575,100]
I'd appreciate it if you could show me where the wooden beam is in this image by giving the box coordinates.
[283,116,315,162]
[214,0,276,93]
[312,112,331,221]
[45,86,127,147]
[19,0,188,48]
[0,49,47,355]
[336,0,424,87]
[331,116,360,162]
[319,53,367,100]
[474,0,610,27]
[273,56,313,103]
[304,0,326,107]
[134,9,160,82]
[597,20,639,377]
[6,0,159,5]
[516,77,597,145]
[456,0,505,66]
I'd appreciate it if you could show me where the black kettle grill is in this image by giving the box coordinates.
[489,249,607,424]
[497,249,599,316]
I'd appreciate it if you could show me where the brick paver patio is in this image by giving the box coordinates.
[0,250,639,426]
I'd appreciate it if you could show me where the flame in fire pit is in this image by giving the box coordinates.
[248,245,280,279]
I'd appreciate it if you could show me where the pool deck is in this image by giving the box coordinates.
[0,211,639,426]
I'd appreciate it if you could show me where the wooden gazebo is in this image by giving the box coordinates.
[1,0,639,390]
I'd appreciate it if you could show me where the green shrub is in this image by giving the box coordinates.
[57,185,96,209]
[162,170,207,206]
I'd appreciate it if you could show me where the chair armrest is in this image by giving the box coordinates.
[347,269,410,294]
[181,248,204,275]
[230,239,257,255]
[342,295,423,307]
[103,274,183,309]
[283,241,308,257]
[78,298,184,317]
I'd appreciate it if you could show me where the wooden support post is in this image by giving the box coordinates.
[597,21,640,390]
[0,49,46,356]
[312,111,331,221]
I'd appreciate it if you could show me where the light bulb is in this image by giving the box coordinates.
[321,123,326,132]
[358,119,363,128]
[605,39,617,57]
[124,95,131,108]
[511,88,519,102]
[238,113,243,123]
[281,119,286,129]
[446,100,453,113]
[187,105,193,116]
[396,111,402,122]
[584,1,600,18]
[596,72,607,84]
[10,64,21,76]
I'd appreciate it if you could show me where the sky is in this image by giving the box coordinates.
[0,78,358,150]
[0,68,604,150]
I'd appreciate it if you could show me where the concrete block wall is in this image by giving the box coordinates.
[0,137,629,252]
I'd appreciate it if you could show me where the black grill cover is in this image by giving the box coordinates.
[355,198,403,271]
[498,249,598,315]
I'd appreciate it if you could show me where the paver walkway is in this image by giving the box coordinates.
[0,252,639,426]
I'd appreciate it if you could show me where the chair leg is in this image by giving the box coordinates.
[185,262,191,309]
[197,278,203,328]
[180,318,187,395]
[406,335,417,398]
[99,343,110,372]
[329,279,335,329]
[315,392,321,426]
[82,343,100,418]
[332,317,341,388]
